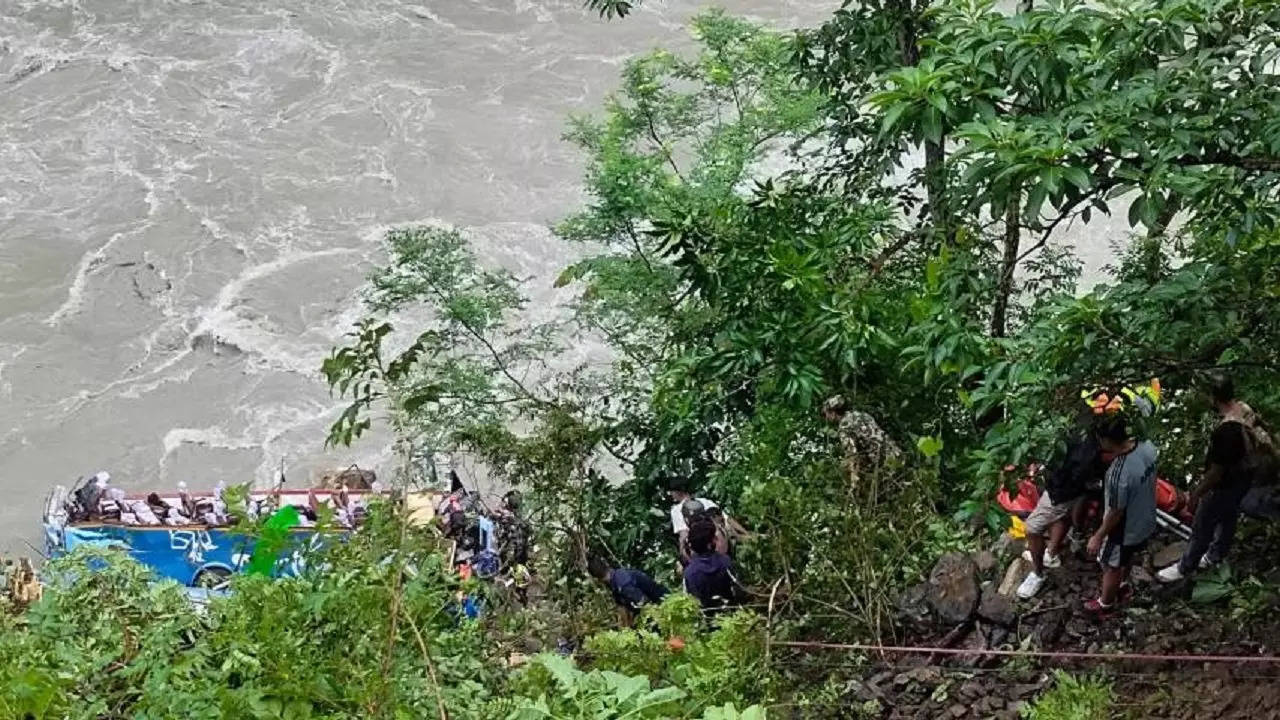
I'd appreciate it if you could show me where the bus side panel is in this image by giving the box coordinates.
[60,525,319,586]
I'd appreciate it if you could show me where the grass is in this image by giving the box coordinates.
[1021,671,1114,720]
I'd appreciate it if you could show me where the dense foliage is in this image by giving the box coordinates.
[326,0,1279,599]
[0,519,768,720]
[6,1,1279,718]
[320,0,1278,711]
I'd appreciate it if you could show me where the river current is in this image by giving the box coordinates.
[0,1,840,550]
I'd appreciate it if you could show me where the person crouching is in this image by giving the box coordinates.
[682,518,746,616]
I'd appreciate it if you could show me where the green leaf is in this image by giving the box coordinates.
[879,101,909,137]
[1127,194,1147,227]
[1191,579,1232,605]
[1062,165,1092,190]
[535,653,581,692]
[916,435,945,458]
[922,107,944,144]
[554,266,579,288]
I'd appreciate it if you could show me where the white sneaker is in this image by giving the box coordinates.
[1022,549,1062,568]
[1016,571,1045,599]
[1156,564,1185,583]
[1068,530,1084,554]
[1199,555,1216,570]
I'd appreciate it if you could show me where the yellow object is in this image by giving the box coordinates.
[1008,516,1026,540]
[405,490,444,527]
[1081,378,1161,417]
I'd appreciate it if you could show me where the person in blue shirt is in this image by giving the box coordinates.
[588,555,669,627]
[682,518,746,615]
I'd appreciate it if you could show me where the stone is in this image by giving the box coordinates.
[972,550,998,576]
[978,585,1017,627]
[997,557,1032,597]
[986,626,1011,648]
[991,531,1026,560]
[908,667,942,685]
[896,582,933,628]
[318,466,376,489]
[927,552,980,623]
[948,703,968,718]
[1010,683,1042,699]
[1034,608,1068,648]
[1152,541,1188,569]
[5,558,42,606]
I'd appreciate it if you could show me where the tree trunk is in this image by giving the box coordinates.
[924,140,947,238]
[1134,197,1181,284]
[990,0,1035,336]
[990,193,1022,338]
[895,1,950,243]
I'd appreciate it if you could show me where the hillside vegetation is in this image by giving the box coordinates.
[5,1,1280,718]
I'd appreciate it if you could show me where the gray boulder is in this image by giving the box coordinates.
[927,552,980,623]
[977,585,1017,627]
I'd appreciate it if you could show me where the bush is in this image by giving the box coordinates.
[1022,672,1114,720]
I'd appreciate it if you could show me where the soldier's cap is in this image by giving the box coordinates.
[822,395,848,414]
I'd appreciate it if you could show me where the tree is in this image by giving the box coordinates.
[584,0,637,21]
[871,0,1280,336]
[324,11,949,636]
[326,0,1280,656]
[324,10,848,548]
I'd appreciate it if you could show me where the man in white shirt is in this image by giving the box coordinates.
[667,477,747,564]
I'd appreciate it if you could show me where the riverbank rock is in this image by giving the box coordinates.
[4,558,42,607]
[896,582,933,630]
[997,557,1032,597]
[319,467,376,489]
[977,585,1017,627]
[1152,541,1188,569]
[991,531,1026,560]
[928,552,979,623]
[972,549,998,577]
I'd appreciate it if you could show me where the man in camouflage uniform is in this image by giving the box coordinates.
[496,490,531,570]
[822,395,902,490]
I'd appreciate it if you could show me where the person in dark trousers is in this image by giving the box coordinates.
[587,555,669,627]
[1017,430,1109,599]
[682,518,745,615]
[1086,413,1158,614]
[1158,376,1270,582]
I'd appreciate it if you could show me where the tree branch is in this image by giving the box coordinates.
[419,283,553,408]
[1172,152,1280,172]
[641,109,686,181]
[1014,180,1116,267]
[624,221,654,273]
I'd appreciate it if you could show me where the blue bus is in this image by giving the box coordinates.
[42,485,379,588]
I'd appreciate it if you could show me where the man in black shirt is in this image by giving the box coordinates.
[1017,432,1109,599]
[588,555,669,627]
[1158,376,1262,582]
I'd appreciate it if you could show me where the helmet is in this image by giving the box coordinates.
[680,499,705,521]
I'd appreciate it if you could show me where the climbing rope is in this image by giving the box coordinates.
[772,640,1280,665]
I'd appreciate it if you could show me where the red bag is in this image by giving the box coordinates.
[997,477,1040,518]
